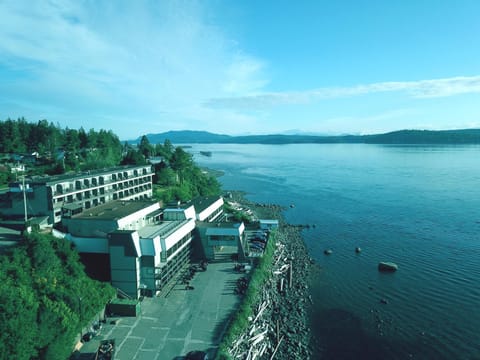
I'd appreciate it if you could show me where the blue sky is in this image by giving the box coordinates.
[1,0,479,139]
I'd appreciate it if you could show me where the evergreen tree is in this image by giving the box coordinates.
[0,232,115,360]
[138,135,153,159]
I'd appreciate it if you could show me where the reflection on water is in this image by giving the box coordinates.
[191,143,480,359]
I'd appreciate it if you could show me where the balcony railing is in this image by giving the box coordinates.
[51,172,153,197]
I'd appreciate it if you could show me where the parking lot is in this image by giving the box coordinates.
[76,260,246,360]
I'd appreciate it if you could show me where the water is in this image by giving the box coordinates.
[190,144,480,359]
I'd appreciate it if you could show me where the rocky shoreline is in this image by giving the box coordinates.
[225,192,322,359]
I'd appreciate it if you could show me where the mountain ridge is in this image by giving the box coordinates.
[130,129,480,145]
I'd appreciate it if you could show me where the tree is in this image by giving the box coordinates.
[78,127,88,150]
[155,165,177,186]
[170,147,193,184]
[0,249,39,360]
[138,135,153,159]
[0,280,39,360]
[63,128,81,170]
[155,139,174,161]
[121,149,146,165]
[95,130,122,165]
[174,182,193,201]
[0,232,115,360]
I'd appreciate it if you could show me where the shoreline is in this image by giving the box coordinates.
[224,191,322,359]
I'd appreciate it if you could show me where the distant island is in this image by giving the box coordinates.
[132,129,480,145]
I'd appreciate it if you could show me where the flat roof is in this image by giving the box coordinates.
[138,219,191,239]
[63,202,83,211]
[165,196,221,213]
[73,200,158,220]
[197,221,242,229]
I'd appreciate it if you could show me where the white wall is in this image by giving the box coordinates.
[162,219,196,250]
[197,197,224,221]
[117,202,160,229]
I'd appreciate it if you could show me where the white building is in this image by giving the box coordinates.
[57,194,251,298]
[0,165,153,223]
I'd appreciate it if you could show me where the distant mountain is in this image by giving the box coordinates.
[364,129,480,144]
[130,129,480,145]
[134,130,232,144]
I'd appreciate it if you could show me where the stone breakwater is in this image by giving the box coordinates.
[225,192,322,359]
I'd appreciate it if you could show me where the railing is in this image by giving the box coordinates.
[116,288,133,300]
[51,174,154,198]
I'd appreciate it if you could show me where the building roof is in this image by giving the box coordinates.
[73,200,158,220]
[189,196,222,213]
[137,220,191,239]
[198,221,245,236]
[63,202,83,211]
[205,223,244,237]
[197,221,242,229]
[0,226,21,241]
[164,201,192,210]
[164,206,194,213]
[163,196,222,214]
[0,226,22,251]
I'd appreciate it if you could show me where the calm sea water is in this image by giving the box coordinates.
[190,143,480,360]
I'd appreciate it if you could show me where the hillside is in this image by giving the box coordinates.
[132,129,480,145]
[137,130,231,144]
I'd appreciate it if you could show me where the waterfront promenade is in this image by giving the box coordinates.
[76,260,245,360]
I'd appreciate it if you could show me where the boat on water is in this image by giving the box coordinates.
[378,262,398,272]
[200,151,212,157]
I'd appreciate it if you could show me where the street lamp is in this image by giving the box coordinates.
[78,296,83,341]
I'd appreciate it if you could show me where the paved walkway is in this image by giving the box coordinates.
[77,260,245,360]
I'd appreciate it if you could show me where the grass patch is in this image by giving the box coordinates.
[216,230,277,360]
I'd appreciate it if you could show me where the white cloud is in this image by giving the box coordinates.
[303,109,417,135]
[206,75,480,109]
[1,1,478,137]
[223,54,268,94]
[0,0,267,137]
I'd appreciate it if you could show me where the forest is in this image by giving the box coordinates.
[0,232,115,360]
[0,118,222,359]
[0,117,221,202]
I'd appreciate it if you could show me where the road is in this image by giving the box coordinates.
[76,260,246,360]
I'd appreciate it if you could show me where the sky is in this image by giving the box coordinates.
[1,0,480,140]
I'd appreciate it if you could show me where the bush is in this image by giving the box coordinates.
[216,231,276,359]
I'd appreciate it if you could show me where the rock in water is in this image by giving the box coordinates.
[378,262,398,272]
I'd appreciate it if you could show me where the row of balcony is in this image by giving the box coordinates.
[54,184,152,205]
[111,187,152,201]
[53,176,152,196]
[154,245,191,290]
